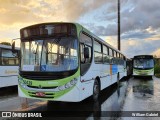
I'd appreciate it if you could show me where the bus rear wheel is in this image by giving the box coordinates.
[93,79,100,102]
[117,72,120,85]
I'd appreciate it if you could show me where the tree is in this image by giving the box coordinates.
[0,42,11,46]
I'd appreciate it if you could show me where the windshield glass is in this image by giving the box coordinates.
[133,59,154,69]
[21,37,78,72]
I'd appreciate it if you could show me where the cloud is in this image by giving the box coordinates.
[0,0,42,25]
[0,0,108,27]
[152,49,160,57]
[0,38,12,43]
[85,0,160,37]
[121,30,156,40]
[0,0,109,42]
[121,0,160,33]
[105,36,117,48]
[121,39,160,58]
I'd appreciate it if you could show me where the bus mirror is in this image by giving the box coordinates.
[84,47,89,59]
[12,41,16,53]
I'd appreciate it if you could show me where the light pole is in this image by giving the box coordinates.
[118,0,120,51]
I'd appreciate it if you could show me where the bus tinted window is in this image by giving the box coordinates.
[94,41,102,63]
[1,49,19,65]
[80,33,92,75]
[114,51,117,57]
[80,33,92,63]
[103,45,110,63]
[94,41,102,52]
[109,48,113,56]
[103,45,108,55]
[80,33,92,46]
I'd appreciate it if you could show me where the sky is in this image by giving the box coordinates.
[0,0,160,58]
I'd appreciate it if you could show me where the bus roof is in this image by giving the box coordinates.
[133,55,153,59]
[20,22,125,57]
[0,44,20,50]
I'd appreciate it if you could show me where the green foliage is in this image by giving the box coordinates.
[155,64,160,73]
[0,42,11,46]
[155,63,160,78]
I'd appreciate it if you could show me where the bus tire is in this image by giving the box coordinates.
[93,79,100,102]
[117,72,120,85]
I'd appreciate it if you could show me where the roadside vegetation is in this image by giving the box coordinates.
[154,57,160,78]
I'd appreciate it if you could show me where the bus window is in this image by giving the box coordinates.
[80,33,92,46]
[109,48,113,57]
[1,49,19,65]
[117,53,120,64]
[80,33,92,75]
[114,51,117,58]
[80,33,92,63]
[103,45,109,63]
[108,48,113,64]
[94,41,102,63]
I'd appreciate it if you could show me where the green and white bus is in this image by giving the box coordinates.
[133,55,154,77]
[14,22,127,102]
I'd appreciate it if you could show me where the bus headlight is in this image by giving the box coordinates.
[70,78,78,85]
[58,78,78,91]
[58,86,64,91]
[18,76,23,82]
[65,83,71,89]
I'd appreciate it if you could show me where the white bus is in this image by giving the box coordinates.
[13,22,127,102]
[0,44,19,88]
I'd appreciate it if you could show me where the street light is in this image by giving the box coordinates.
[118,0,120,51]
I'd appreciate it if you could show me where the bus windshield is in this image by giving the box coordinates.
[133,59,154,69]
[21,36,78,72]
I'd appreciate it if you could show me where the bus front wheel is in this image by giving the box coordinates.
[93,79,100,102]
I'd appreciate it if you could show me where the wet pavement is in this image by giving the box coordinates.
[120,76,160,120]
[0,76,160,120]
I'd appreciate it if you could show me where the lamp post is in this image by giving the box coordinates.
[118,0,120,51]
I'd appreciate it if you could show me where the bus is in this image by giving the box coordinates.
[13,22,127,102]
[133,55,154,77]
[0,44,19,88]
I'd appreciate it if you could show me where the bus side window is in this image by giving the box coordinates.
[94,40,102,63]
[80,44,85,63]
[109,48,113,64]
[80,33,92,75]
[103,45,110,64]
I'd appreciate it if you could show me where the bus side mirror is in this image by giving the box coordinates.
[84,47,89,59]
[12,41,16,53]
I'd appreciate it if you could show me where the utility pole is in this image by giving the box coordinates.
[118,0,120,50]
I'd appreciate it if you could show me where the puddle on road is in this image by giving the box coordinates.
[0,86,18,100]
[121,76,160,120]
[132,79,154,98]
